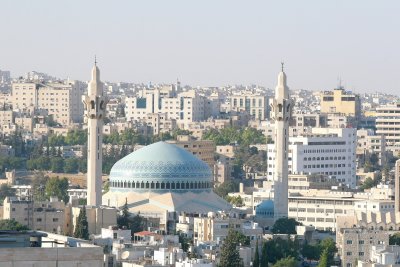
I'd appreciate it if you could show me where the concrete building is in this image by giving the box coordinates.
[0,231,104,267]
[270,66,292,220]
[395,160,400,213]
[230,94,269,120]
[358,245,400,266]
[376,102,400,154]
[267,127,357,188]
[2,197,70,234]
[336,228,390,267]
[320,87,361,118]
[357,129,386,166]
[11,80,85,125]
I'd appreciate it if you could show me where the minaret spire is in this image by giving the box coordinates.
[270,65,292,220]
[83,62,107,207]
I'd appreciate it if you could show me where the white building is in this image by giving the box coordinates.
[376,102,400,155]
[11,80,85,125]
[267,127,357,188]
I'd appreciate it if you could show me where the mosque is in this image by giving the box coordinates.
[102,141,231,232]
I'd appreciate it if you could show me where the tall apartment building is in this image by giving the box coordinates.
[125,89,206,126]
[320,87,361,118]
[230,94,269,120]
[267,128,357,187]
[11,80,85,125]
[375,102,400,154]
[356,129,386,166]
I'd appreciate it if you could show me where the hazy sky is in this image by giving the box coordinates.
[1,1,399,93]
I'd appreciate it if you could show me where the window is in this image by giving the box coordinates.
[113,233,118,239]
[37,218,42,222]
[346,252,352,256]
[52,218,58,222]
[346,240,353,245]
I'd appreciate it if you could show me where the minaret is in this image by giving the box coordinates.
[82,61,107,206]
[271,63,292,220]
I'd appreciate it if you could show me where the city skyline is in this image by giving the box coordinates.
[1,0,400,93]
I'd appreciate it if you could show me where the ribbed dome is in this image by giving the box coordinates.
[109,142,212,192]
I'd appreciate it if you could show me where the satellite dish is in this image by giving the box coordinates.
[121,251,130,260]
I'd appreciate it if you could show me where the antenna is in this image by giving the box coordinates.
[94,55,97,66]
[281,61,284,72]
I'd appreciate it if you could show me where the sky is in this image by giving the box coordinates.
[1,0,400,93]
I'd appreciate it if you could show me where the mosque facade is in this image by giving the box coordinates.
[103,141,231,232]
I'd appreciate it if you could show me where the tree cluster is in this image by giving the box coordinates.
[74,206,89,240]
[117,199,148,238]
[203,126,266,146]
[219,229,245,267]
[0,184,16,203]
[0,219,29,231]
[32,173,69,203]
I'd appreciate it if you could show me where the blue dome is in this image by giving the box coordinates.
[255,200,274,218]
[109,142,212,192]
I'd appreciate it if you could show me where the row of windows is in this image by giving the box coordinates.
[111,180,212,190]
[304,156,346,161]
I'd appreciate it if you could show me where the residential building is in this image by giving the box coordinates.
[376,102,400,154]
[267,128,357,188]
[230,94,269,120]
[336,228,389,267]
[320,87,361,118]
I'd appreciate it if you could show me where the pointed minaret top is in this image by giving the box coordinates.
[275,65,289,100]
[89,61,102,96]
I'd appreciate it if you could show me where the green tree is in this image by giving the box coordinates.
[390,233,400,245]
[45,177,69,203]
[253,240,260,267]
[117,198,130,228]
[74,206,89,240]
[64,158,79,173]
[0,184,16,203]
[260,241,269,267]
[302,243,321,261]
[317,248,329,267]
[178,231,191,252]
[214,181,238,198]
[50,157,64,173]
[0,219,29,231]
[272,218,301,234]
[219,229,244,267]
[225,195,244,207]
[263,238,299,264]
[272,256,297,267]
[32,172,49,201]
[319,238,336,266]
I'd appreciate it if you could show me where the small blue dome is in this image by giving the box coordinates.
[256,200,274,218]
[109,142,212,192]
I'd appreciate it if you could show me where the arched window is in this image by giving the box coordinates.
[156,182,160,189]
[136,182,140,188]
[190,182,194,189]
[151,182,155,189]
[161,182,165,189]
[141,182,145,189]
[176,182,180,189]
[132,182,136,188]
[166,182,170,189]
[90,100,95,109]
[146,182,149,189]
[124,182,127,188]
[171,182,176,189]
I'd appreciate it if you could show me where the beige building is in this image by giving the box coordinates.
[357,129,386,166]
[193,214,262,245]
[376,103,400,154]
[167,135,215,168]
[320,87,361,118]
[0,110,13,125]
[336,228,389,267]
[230,94,269,120]
[2,197,70,234]
[11,80,85,125]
